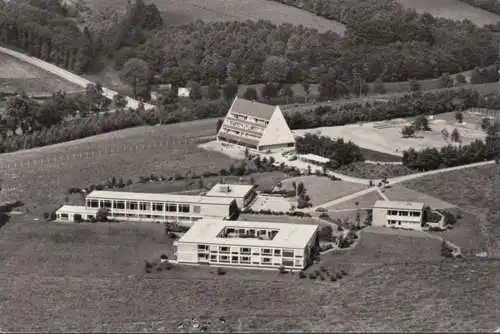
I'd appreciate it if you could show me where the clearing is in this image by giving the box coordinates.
[293,110,495,157]
[397,0,500,26]
[403,164,500,257]
[279,176,366,207]
[86,0,346,34]
[0,53,82,94]
[0,118,237,213]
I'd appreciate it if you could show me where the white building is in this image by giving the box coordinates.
[205,183,257,208]
[178,87,191,97]
[55,205,98,222]
[298,153,330,167]
[55,190,239,224]
[174,219,319,271]
[372,200,424,231]
[216,97,296,152]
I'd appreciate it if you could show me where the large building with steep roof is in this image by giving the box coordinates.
[216,97,296,152]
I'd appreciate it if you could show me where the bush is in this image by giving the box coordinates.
[43,212,50,220]
[336,272,343,279]
[308,273,317,280]
[330,276,337,282]
[340,270,347,276]
[299,271,307,279]
[145,261,153,269]
[279,266,287,274]
[216,267,226,276]
[319,275,325,281]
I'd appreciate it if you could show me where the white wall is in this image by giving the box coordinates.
[259,106,296,148]
[373,207,423,231]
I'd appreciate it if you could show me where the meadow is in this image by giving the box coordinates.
[403,164,500,257]
[336,162,415,179]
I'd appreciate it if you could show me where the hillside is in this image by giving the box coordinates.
[86,0,346,34]
[397,0,500,26]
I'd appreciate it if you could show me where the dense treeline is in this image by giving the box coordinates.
[402,129,500,171]
[296,133,364,168]
[0,91,228,153]
[285,89,482,130]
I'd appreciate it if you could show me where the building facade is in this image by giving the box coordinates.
[205,183,257,208]
[372,200,425,231]
[216,97,296,152]
[174,220,319,271]
[55,205,98,222]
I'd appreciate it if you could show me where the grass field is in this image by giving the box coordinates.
[403,164,500,257]
[382,184,456,209]
[86,0,346,34]
[0,53,82,94]
[324,190,383,211]
[336,162,415,179]
[280,176,366,206]
[0,118,237,213]
[397,0,500,26]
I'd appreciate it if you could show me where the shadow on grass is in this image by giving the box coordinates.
[0,200,24,230]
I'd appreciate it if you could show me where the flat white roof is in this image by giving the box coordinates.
[205,183,255,198]
[86,190,234,205]
[299,153,330,164]
[56,205,98,214]
[373,200,424,211]
[177,219,318,249]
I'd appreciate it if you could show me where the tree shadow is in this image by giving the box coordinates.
[0,200,24,230]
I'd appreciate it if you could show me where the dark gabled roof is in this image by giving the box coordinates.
[229,98,276,121]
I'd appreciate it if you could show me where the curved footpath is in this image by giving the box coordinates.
[0,46,154,111]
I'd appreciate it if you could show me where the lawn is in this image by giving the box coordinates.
[0,53,82,94]
[0,118,237,214]
[336,162,415,179]
[86,0,346,34]
[279,176,366,206]
[382,184,456,209]
[324,189,383,211]
[403,164,500,257]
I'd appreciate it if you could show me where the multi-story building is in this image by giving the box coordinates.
[216,97,296,152]
[372,200,425,231]
[174,220,319,271]
[56,190,239,224]
[205,183,257,208]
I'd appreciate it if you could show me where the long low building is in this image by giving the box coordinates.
[55,205,98,222]
[56,190,239,224]
[174,219,319,271]
[372,200,425,231]
[205,183,257,208]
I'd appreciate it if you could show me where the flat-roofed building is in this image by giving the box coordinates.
[298,153,331,167]
[372,200,425,231]
[82,190,239,224]
[216,97,296,152]
[205,183,257,208]
[174,219,319,270]
[55,205,98,222]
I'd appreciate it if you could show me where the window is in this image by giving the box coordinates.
[219,255,229,262]
[240,247,251,254]
[102,200,112,208]
[139,202,150,211]
[210,255,217,261]
[399,211,409,216]
[388,210,398,215]
[166,203,177,212]
[127,201,138,210]
[295,254,303,258]
[252,252,260,256]
[282,250,294,258]
[197,253,208,259]
[261,248,271,255]
[88,200,99,208]
[179,204,190,213]
[178,216,191,221]
[282,260,293,267]
[152,203,164,211]
[113,201,125,209]
[198,244,208,250]
[261,257,271,263]
[241,256,250,263]
[252,261,260,265]
[231,256,239,263]
[411,211,421,217]
[274,249,281,256]
[231,251,239,255]
[295,259,302,266]
[193,206,201,213]
[114,213,125,217]
[219,246,229,253]
[61,213,68,219]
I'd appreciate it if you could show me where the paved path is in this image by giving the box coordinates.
[0,46,154,111]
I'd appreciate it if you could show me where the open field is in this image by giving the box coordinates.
[86,0,346,34]
[324,190,383,211]
[293,110,494,157]
[0,118,236,213]
[382,184,456,209]
[280,176,366,206]
[336,162,415,179]
[397,0,500,26]
[403,164,500,257]
[0,53,82,94]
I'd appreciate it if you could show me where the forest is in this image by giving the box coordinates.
[0,0,498,98]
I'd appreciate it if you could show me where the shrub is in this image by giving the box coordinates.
[74,214,83,223]
[308,273,317,280]
[145,261,153,269]
[299,271,307,279]
[43,212,50,220]
[217,267,226,276]
[145,268,151,274]
[279,266,287,274]
[320,266,327,272]
[319,275,325,281]
[330,276,337,282]
[340,270,347,276]
[336,272,343,279]
[160,254,168,261]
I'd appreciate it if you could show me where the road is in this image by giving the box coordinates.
[0,46,154,111]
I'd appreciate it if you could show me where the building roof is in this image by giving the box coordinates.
[230,97,277,121]
[373,200,425,210]
[86,191,235,205]
[56,205,99,214]
[177,219,319,249]
[299,153,330,164]
[205,184,255,198]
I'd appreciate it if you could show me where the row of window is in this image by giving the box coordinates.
[227,120,264,133]
[222,127,261,140]
[230,113,269,126]
[198,254,302,267]
[388,220,420,225]
[86,199,195,213]
[197,244,300,258]
[387,210,421,217]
